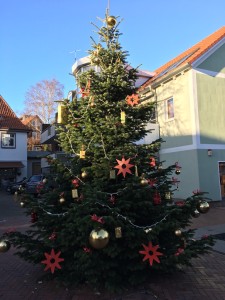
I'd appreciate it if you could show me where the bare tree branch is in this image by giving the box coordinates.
[23,79,64,123]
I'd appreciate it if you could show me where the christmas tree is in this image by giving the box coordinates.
[1,12,214,292]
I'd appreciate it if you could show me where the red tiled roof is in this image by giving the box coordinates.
[0,95,31,131]
[141,26,225,89]
[20,115,43,126]
[21,116,35,125]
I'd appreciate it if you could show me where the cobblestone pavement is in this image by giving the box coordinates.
[0,191,225,299]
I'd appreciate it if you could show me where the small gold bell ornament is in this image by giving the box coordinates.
[0,239,11,253]
[89,228,109,249]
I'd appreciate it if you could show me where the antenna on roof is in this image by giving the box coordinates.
[69,49,81,62]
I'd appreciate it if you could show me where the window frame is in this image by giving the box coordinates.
[1,132,16,149]
[165,97,175,121]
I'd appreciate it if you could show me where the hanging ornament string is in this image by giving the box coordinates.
[97,186,127,197]
[95,201,176,231]
[40,207,69,217]
[100,132,109,159]
[64,130,77,155]
[35,184,186,219]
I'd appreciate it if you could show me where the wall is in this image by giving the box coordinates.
[0,131,28,180]
[155,71,193,149]
[196,74,225,144]
[198,43,225,74]
[160,149,200,200]
[197,149,223,200]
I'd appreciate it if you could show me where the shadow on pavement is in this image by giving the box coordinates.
[1,192,225,299]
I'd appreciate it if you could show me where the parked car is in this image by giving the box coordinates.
[25,174,45,195]
[7,177,27,194]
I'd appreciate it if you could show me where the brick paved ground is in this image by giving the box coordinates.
[1,192,225,299]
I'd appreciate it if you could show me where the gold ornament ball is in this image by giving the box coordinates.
[175,229,182,236]
[0,240,11,253]
[89,228,109,249]
[81,171,88,179]
[197,201,210,214]
[175,169,181,175]
[192,209,200,218]
[59,197,65,204]
[140,178,148,186]
[106,16,117,27]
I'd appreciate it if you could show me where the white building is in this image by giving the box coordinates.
[0,95,30,188]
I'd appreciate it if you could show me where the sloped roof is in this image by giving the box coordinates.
[141,26,225,89]
[20,115,43,126]
[0,95,31,132]
[21,115,35,125]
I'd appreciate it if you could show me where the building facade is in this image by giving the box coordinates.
[0,95,30,188]
[139,26,225,201]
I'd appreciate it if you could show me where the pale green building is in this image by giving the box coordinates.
[139,26,225,201]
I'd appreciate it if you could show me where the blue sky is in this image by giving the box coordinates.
[1,0,225,115]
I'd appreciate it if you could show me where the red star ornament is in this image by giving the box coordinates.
[139,242,163,266]
[91,214,105,224]
[41,249,64,274]
[114,157,134,178]
[126,94,140,106]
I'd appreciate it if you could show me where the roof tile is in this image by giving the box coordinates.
[0,95,30,131]
[141,26,225,88]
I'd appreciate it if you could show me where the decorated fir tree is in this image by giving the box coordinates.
[1,12,214,291]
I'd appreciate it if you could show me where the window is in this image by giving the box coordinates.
[165,97,174,120]
[1,133,16,148]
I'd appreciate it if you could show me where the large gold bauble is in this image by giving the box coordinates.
[0,240,11,253]
[89,228,109,249]
[106,16,117,28]
[197,201,210,214]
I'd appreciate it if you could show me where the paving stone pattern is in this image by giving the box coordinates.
[1,192,225,299]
